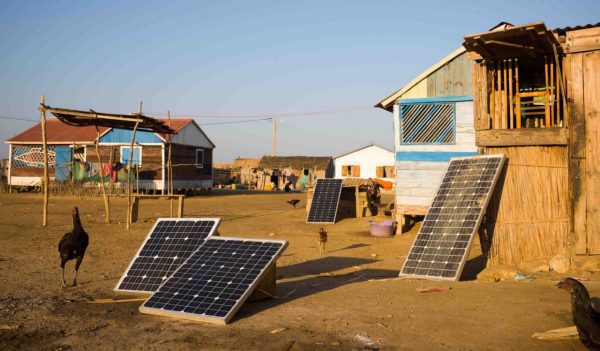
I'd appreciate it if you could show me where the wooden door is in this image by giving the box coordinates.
[570,49,600,254]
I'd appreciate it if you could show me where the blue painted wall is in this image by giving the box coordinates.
[99,128,162,143]
[396,151,477,162]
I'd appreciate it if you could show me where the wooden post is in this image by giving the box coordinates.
[550,58,555,127]
[8,144,12,194]
[272,114,276,156]
[126,101,142,230]
[95,126,110,223]
[502,59,508,129]
[508,59,514,129]
[177,196,184,218]
[544,56,550,128]
[490,64,496,129]
[515,59,521,129]
[40,96,49,227]
[552,44,568,127]
[167,111,174,216]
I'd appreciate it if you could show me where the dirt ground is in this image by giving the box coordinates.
[0,192,598,350]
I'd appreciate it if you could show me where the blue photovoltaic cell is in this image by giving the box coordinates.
[115,218,220,293]
[306,178,343,223]
[400,155,505,281]
[140,237,287,324]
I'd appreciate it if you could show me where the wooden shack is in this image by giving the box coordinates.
[375,44,478,223]
[6,118,215,192]
[463,21,600,265]
[257,156,333,190]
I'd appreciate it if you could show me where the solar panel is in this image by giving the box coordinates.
[400,154,505,281]
[140,237,288,324]
[306,178,343,223]
[115,218,220,294]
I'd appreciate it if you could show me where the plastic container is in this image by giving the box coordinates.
[367,220,397,237]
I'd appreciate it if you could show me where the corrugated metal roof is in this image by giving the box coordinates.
[258,156,332,170]
[6,118,192,144]
[554,22,600,35]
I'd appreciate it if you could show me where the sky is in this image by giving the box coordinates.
[0,0,597,162]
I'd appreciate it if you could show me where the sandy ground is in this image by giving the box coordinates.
[0,192,598,351]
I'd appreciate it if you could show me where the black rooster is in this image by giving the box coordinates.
[556,277,600,350]
[286,199,300,208]
[58,207,89,287]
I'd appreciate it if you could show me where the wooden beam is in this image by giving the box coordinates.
[475,128,568,146]
[483,40,537,51]
[126,102,141,230]
[40,107,146,123]
[508,59,514,129]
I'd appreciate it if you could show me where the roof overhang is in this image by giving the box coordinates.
[40,105,175,134]
[374,46,466,112]
[463,21,563,61]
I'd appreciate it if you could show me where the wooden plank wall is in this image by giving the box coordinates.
[485,146,569,265]
[426,52,473,97]
[87,145,163,181]
[569,48,600,254]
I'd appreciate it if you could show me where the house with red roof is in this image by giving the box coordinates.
[5,118,215,191]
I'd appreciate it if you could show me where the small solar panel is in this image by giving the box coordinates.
[400,154,505,281]
[115,218,220,294]
[307,178,343,223]
[140,237,288,324]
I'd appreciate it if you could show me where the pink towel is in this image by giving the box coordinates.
[102,163,112,177]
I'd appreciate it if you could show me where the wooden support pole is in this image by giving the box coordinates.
[515,59,521,129]
[8,144,12,194]
[552,44,568,127]
[502,59,508,129]
[544,56,550,128]
[272,114,277,156]
[167,111,173,216]
[556,55,561,126]
[177,196,184,218]
[95,126,110,223]
[508,59,514,129]
[126,101,142,230]
[550,57,555,127]
[40,96,49,227]
[490,64,496,129]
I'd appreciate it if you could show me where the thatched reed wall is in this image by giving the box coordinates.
[484,146,569,265]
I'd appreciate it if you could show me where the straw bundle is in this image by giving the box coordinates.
[484,146,569,265]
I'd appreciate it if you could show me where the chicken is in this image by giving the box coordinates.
[286,199,300,208]
[317,228,327,256]
[58,207,89,287]
[556,277,600,350]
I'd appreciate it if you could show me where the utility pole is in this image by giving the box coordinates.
[272,113,277,156]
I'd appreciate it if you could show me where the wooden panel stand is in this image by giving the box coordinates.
[247,264,276,302]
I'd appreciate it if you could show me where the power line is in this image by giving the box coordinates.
[0,115,38,123]
[145,106,373,119]
[198,117,272,126]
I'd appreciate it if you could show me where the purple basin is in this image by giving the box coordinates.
[368,220,397,237]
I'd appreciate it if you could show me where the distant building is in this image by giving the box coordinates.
[334,143,394,180]
[5,118,215,191]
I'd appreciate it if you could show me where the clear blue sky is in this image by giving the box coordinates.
[0,0,597,162]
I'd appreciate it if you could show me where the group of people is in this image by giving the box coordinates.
[247,168,313,192]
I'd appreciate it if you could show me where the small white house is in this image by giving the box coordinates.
[334,143,395,180]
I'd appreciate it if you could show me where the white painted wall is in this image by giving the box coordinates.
[170,123,214,148]
[334,145,395,180]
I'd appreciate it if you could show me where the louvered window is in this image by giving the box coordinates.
[399,103,455,144]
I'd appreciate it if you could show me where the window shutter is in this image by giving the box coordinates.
[352,165,360,177]
[376,166,384,178]
[341,165,348,176]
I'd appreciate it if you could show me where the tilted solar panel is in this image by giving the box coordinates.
[306,178,343,223]
[400,154,505,281]
[115,218,220,294]
[140,237,288,324]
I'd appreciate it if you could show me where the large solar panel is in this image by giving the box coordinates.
[400,154,505,281]
[115,218,220,294]
[307,178,343,223]
[140,237,288,324]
